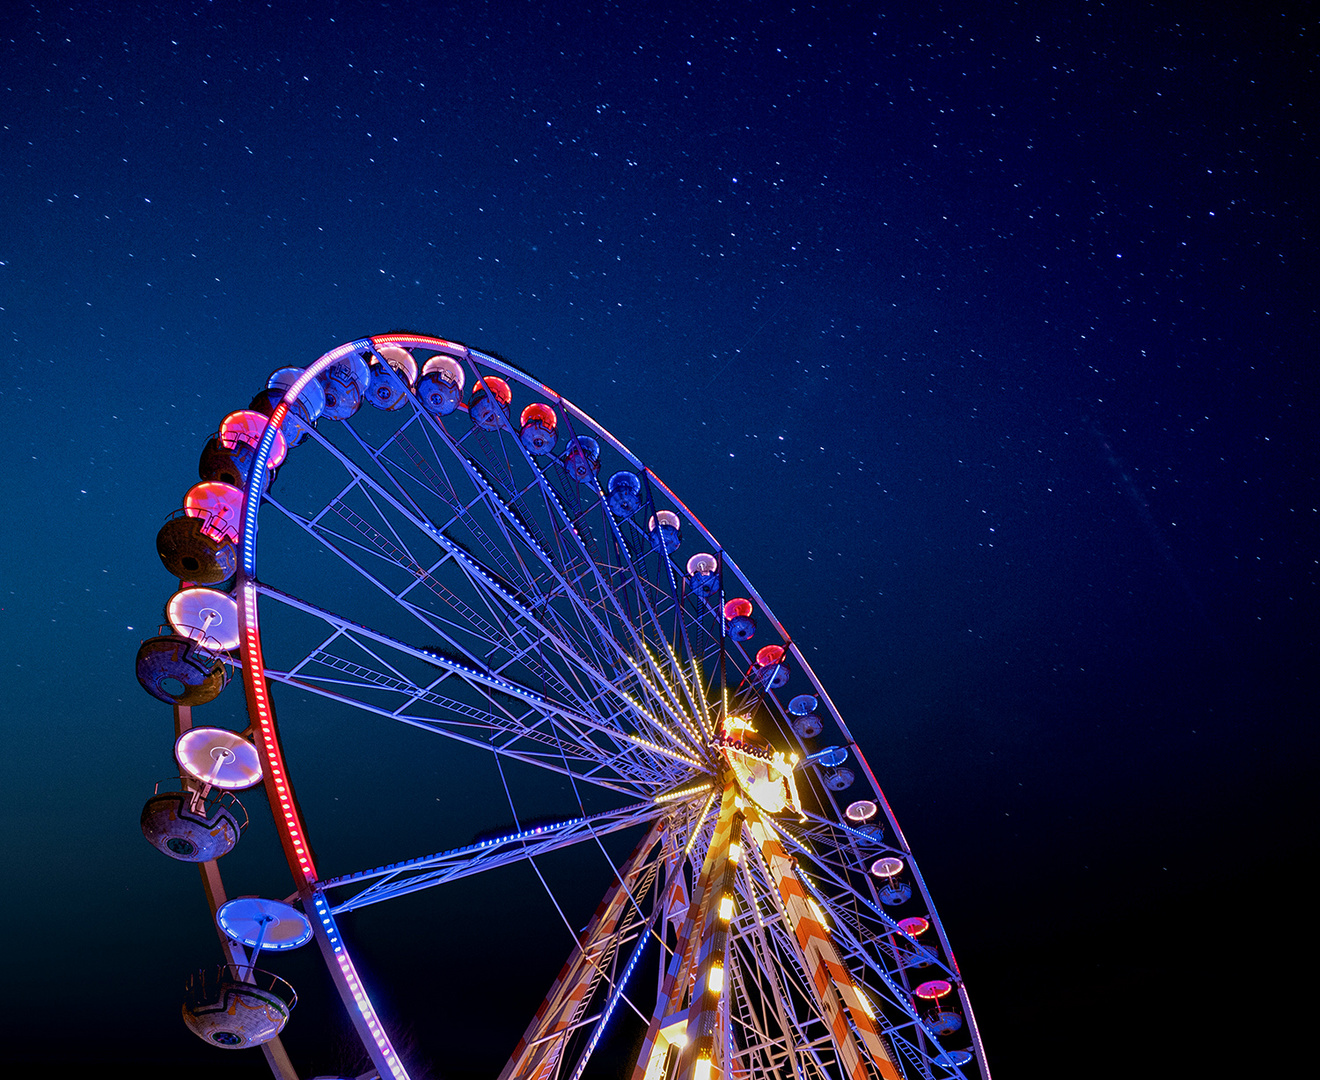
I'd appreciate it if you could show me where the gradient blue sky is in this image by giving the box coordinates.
[1,2,1314,1076]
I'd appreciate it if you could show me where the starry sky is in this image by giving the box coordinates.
[1,1,1315,1077]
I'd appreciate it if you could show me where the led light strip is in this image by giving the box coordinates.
[655,780,715,804]
[237,339,410,1079]
[240,574,316,884]
[567,922,650,1080]
[309,891,411,1080]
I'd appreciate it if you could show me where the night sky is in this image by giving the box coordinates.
[1,2,1315,1077]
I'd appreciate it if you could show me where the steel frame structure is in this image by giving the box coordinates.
[149,333,990,1080]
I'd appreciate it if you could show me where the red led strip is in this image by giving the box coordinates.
[240,578,317,886]
[235,399,319,888]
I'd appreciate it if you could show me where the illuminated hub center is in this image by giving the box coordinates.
[716,716,804,816]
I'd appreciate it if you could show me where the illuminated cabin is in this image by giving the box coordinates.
[155,481,243,584]
[182,966,297,1049]
[870,855,914,907]
[686,552,719,597]
[562,436,601,483]
[750,644,790,689]
[606,470,642,517]
[417,354,466,416]
[787,693,823,738]
[469,376,513,430]
[915,979,964,1038]
[648,510,682,553]
[141,779,247,862]
[249,365,327,447]
[723,597,756,641]
[317,350,371,419]
[136,633,228,706]
[367,345,418,410]
[519,402,558,455]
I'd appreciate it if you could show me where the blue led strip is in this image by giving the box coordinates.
[308,891,411,1080]
[568,923,651,1080]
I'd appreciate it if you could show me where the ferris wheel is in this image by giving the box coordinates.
[137,332,991,1080]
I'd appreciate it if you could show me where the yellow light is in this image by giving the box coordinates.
[694,1058,712,1080]
[856,992,876,1020]
[708,964,724,995]
[718,895,734,921]
[728,841,742,864]
[747,775,788,814]
[809,898,829,928]
[655,781,714,804]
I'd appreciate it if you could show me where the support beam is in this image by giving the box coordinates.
[743,808,901,1080]
[499,819,665,1080]
[632,774,743,1080]
[676,779,743,1080]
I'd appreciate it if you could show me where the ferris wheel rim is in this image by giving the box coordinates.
[215,332,989,1080]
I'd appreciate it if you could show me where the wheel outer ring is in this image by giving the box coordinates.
[237,338,411,1080]
[233,333,993,1080]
